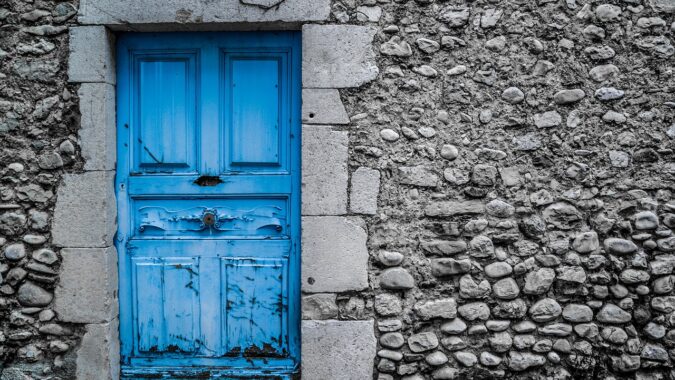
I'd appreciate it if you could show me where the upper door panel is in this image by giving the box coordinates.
[132,51,198,174]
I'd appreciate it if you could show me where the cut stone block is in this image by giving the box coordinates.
[302,89,350,125]
[76,319,120,380]
[52,171,116,248]
[302,216,368,292]
[303,24,379,88]
[78,0,331,26]
[302,125,348,215]
[78,83,116,171]
[302,320,376,380]
[68,26,115,84]
[350,167,380,215]
[54,247,118,323]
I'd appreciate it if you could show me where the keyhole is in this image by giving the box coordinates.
[203,212,216,227]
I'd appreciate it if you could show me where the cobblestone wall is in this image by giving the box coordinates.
[1,0,675,379]
[336,0,675,378]
[0,0,82,378]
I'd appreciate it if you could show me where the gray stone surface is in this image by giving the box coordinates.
[68,26,115,84]
[52,172,116,248]
[75,320,120,380]
[78,83,116,171]
[54,247,118,323]
[301,89,350,125]
[301,126,348,215]
[302,216,368,292]
[350,167,381,215]
[302,24,379,88]
[302,320,376,380]
[79,0,331,26]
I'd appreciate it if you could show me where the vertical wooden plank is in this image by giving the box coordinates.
[134,261,164,353]
[228,57,281,166]
[198,256,222,356]
[223,258,287,356]
[200,39,219,176]
[163,259,198,353]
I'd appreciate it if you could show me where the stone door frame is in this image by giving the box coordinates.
[50,1,380,378]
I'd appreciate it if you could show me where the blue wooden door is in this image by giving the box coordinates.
[116,32,301,379]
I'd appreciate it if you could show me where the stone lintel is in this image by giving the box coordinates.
[78,0,331,26]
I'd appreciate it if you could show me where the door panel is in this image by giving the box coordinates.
[229,57,281,166]
[116,32,301,378]
[133,198,289,239]
[132,257,200,354]
[134,53,197,173]
[222,257,288,357]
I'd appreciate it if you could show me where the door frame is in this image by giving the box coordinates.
[114,31,302,377]
[57,9,380,378]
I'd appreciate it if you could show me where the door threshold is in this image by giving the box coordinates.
[121,366,299,379]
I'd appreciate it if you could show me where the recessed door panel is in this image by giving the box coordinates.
[133,53,197,172]
[133,257,199,354]
[228,57,281,167]
[222,257,288,357]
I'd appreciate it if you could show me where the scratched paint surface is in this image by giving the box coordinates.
[116,32,301,377]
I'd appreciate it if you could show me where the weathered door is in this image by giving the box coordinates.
[116,32,301,378]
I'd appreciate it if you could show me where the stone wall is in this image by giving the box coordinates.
[0,0,674,379]
[336,0,675,378]
[0,0,83,378]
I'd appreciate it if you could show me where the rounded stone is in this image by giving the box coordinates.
[485,262,513,278]
[634,211,659,230]
[379,267,415,290]
[4,243,26,261]
[572,231,599,253]
[17,282,53,307]
[620,269,650,284]
[523,268,556,295]
[458,302,490,321]
[493,278,520,300]
[553,89,585,105]
[380,129,400,142]
[480,351,502,366]
[454,351,477,367]
[32,249,58,265]
[425,351,448,366]
[604,238,638,255]
[562,304,593,323]
[529,298,562,322]
[23,235,47,245]
[37,151,64,169]
[377,251,404,267]
[408,332,439,353]
[440,144,459,160]
[380,332,405,349]
[485,199,515,218]
[441,318,467,334]
[501,87,525,104]
[597,303,632,324]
